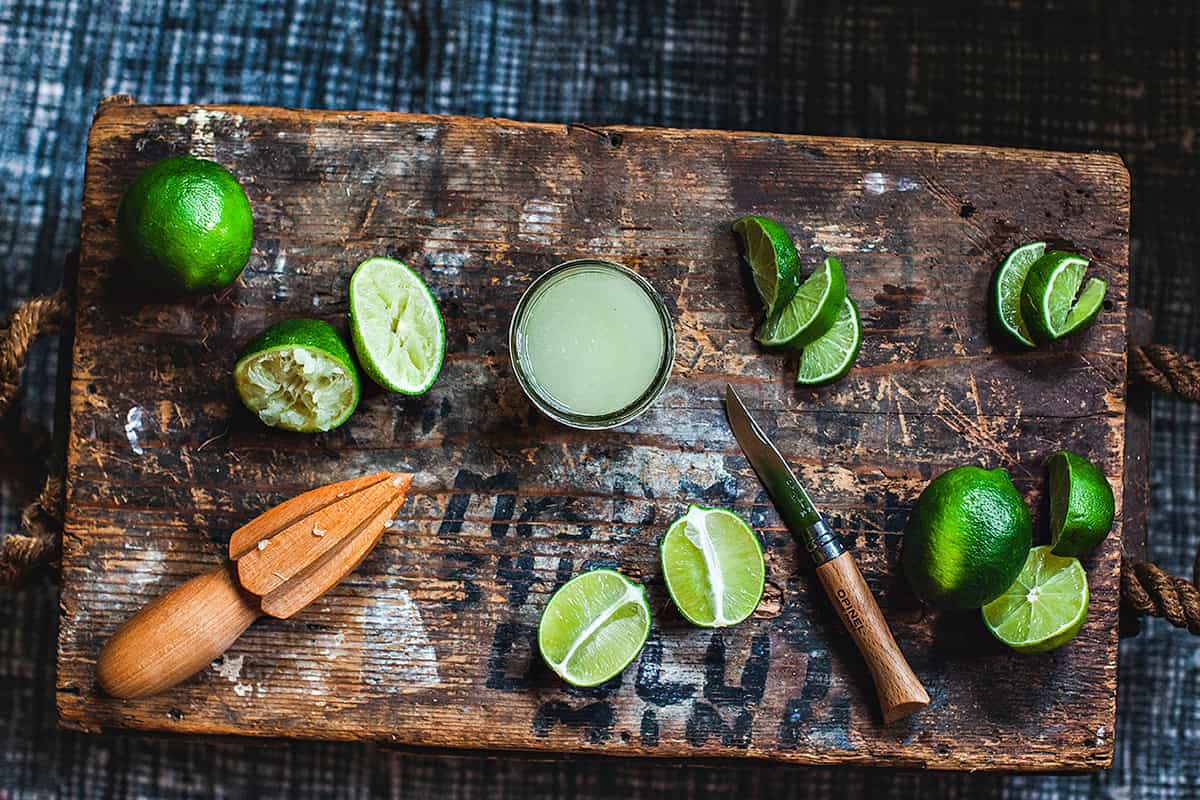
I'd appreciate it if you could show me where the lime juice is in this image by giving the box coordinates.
[510,259,674,428]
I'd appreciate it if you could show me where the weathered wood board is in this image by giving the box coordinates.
[58,98,1135,771]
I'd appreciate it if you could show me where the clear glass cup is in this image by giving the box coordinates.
[509,259,675,430]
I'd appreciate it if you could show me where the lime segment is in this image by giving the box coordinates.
[991,241,1045,347]
[756,257,847,348]
[349,257,445,395]
[982,546,1088,653]
[660,505,765,627]
[537,569,651,686]
[1048,450,1115,558]
[795,297,862,385]
[732,215,800,319]
[234,319,361,433]
[1020,251,1107,342]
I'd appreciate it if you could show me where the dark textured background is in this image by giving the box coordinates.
[1,1,1197,797]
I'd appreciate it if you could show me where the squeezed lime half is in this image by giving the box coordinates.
[349,257,445,395]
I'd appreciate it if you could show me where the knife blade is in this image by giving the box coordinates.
[724,384,930,723]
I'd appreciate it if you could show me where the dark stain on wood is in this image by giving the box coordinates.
[57,101,1138,772]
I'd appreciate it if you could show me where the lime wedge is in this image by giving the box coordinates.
[1019,251,1107,343]
[660,505,765,627]
[732,215,800,319]
[756,257,847,348]
[1048,450,1115,558]
[796,297,862,385]
[982,545,1088,653]
[990,241,1045,348]
[537,569,651,686]
[234,319,361,433]
[348,257,445,395]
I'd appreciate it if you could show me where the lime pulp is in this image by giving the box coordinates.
[982,546,1088,653]
[991,241,1045,348]
[660,505,765,627]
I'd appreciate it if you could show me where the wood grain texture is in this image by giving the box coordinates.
[58,100,1135,771]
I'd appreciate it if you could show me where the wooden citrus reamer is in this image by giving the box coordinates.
[96,471,413,699]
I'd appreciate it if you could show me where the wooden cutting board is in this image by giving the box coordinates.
[57,96,1139,771]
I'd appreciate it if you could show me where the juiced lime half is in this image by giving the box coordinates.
[1048,450,1116,558]
[991,241,1045,348]
[982,545,1088,653]
[795,297,862,385]
[660,505,765,627]
[537,569,651,687]
[732,215,800,319]
[756,257,847,349]
[1019,251,1107,343]
[349,257,445,395]
[234,319,361,433]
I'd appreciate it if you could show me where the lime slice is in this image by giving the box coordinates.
[537,569,651,687]
[732,215,800,319]
[756,257,847,348]
[982,545,1088,653]
[796,297,862,385]
[349,257,445,395]
[234,319,361,433]
[1019,251,1107,343]
[1048,450,1115,558]
[990,241,1045,348]
[660,505,765,627]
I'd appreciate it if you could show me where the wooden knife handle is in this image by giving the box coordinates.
[814,552,930,723]
[96,563,261,699]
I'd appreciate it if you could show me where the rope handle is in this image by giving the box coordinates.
[0,290,1198,635]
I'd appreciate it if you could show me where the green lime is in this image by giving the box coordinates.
[1019,251,1107,343]
[117,155,253,293]
[234,319,361,433]
[795,297,862,385]
[990,241,1045,348]
[732,215,800,319]
[982,545,1088,653]
[1048,450,1115,558]
[756,257,847,348]
[902,465,1032,610]
[660,505,765,627]
[348,257,446,395]
[537,569,651,687]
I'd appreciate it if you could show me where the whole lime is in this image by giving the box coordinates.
[902,465,1032,610]
[117,155,253,293]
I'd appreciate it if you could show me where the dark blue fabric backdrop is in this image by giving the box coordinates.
[2,1,1198,797]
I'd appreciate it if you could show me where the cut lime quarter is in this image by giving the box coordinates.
[349,257,445,395]
[756,257,847,349]
[1049,450,1115,558]
[661,505,765,627]
[796,296,862,385]
[1019,251,1107,343]
[732,215,800,319]
[234,318,361,433]
[537,569,651,687]
[991,241,1045,348]
[982,545,1088,653]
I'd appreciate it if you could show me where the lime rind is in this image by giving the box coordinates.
[1049,450,1116,558]
[732,216,800,319]
[756,257,847,348]
[796,297,862,385]
[1021,251,1106,342]
[991,241,1045,348]
[349,257,446,395]
[982,546,1088,653]
[661,505,765,627]
[537,569,651,687]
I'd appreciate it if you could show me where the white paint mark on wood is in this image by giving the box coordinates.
[863,172,921,194]
[124,406,145,455]
[364,588,440,688]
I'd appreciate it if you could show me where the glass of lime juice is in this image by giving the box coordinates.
[510,259,675,429]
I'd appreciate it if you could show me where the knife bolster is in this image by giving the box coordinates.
[803,517,845,566]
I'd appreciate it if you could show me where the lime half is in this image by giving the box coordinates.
[537,569,651,686]
[1048,450,1115,558]
[796,297,862,385]
[1020,251,1107,343]
[991,241,1045,348]
[756,257,847,348]
[660,505,765,627]
[234,319,361,432]
[349,257,445,395]
[982,545,1088,653]
[732,215,800,319]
